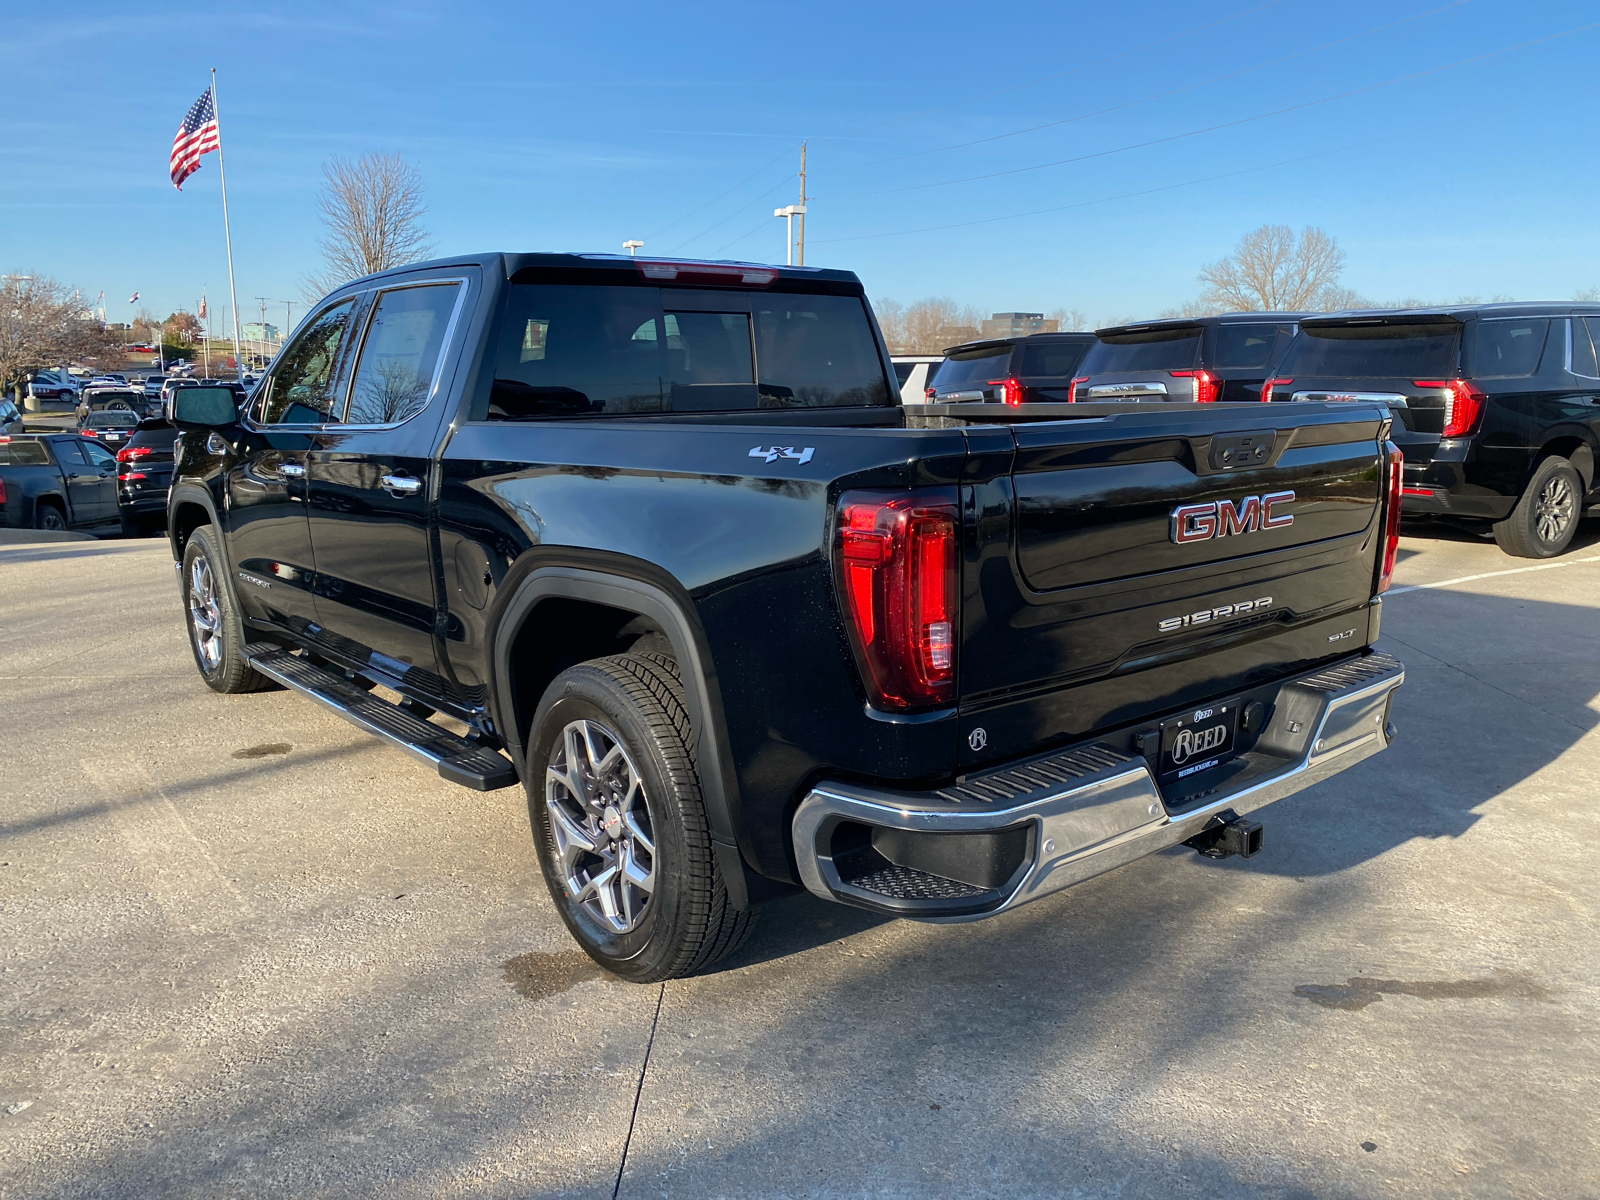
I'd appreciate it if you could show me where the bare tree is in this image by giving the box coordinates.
[1198,225,1348,312]
[0,274,115,399]
[874,296,984,354]
[1575,286,1600,302]
[1045,306,1091,332]
[304,153,434,301]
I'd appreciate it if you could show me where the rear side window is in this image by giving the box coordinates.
[1468,319,1549,378]
[346,283,462,425]
[488,285,889,418]
[1017,340,1091,379]
[54,439,87,466]
[931,346,1012,391]
[1277,323,1460,378]
[1209,324,1290,370]
[1079,328,1201,374]
[1577,318,1600,378]
[0,441,50,466]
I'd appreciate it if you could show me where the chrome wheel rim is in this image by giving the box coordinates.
[1535,474,1575,544]
[546,719,656,934]
[188,554,223,672]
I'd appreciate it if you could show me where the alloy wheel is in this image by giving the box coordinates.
[188,554,223,672]
[1535,474,1575,545]
[546,719,656,934]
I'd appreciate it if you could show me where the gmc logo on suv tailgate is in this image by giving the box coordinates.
[1170,491,1295,544]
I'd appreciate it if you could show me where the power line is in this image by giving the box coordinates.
[644,140,801,243]
[811,83,1596,246]
[821,20,1600,201]
[837,0,1473,173]
[669,172,797,254]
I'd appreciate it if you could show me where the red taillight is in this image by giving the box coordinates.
[1414,379,1486,438]
[836,489,958,711]
[116,445,153,463]
[1378,442,1404,594]
[924,386,936,401]
[1171,369,1219,403]
[1069,376,1089,403]
[1262,377,1293,403]
[120,471,148,481]
[988,378,1023,406]
[80,429,97,437]
[0,478,7,504]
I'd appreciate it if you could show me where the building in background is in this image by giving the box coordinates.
[242,322,280,342]
[980,312,1059,339]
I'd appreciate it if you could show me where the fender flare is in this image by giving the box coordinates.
[489,553,749,908]
[166,483,227,574]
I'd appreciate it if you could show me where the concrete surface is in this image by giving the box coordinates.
[0,530,97,545]
[1,525,1597,1198]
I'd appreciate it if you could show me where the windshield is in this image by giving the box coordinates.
[1079,328,1201,374]
[930,346,1012,391]
[1278,323,1461,378]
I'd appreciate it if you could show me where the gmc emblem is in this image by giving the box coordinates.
[1171,491,1295,544]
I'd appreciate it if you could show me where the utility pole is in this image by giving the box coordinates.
[283,300,293,355]
[797,141,807,267]
[254,296,270,368]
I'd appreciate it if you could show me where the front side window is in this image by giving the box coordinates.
[345,283,461,425]
[255,298,358,425]
[82,441,116,468]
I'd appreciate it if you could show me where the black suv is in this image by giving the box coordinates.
[1072,314,1304,404]
[115,418,182,536]
[927,331,1097,405]
[1272,305,1599,557]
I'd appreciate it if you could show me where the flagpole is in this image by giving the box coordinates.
[210,68,245,383]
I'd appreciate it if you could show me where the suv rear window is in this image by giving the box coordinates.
[1079,328,1201,374]
[489,285,889,418]
[1208,323,1290,370]
[1017,341,1091,379]
[930,345,1012,392]
[1467,318,1549,378]
[1277,323,1461,378]
[87,411,138,428]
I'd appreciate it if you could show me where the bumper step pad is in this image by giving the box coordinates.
[245,644,517,791]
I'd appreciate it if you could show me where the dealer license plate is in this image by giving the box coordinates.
[1159,699,1241,781]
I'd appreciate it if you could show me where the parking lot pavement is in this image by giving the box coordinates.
[2,528,1597,1198]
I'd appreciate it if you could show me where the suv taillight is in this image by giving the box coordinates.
[836,490,958,711]
[988,378,1023,406]
[1262,377,1292,403]
[1069,376,1089,403]
[1414,379,1486,438]
[1378,441,1403,594]
[924,386,937,401]
[115,445,153,463]
[1171,369,1218,403]
[0,478,7,505]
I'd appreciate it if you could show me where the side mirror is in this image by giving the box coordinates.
[171,386,240,429]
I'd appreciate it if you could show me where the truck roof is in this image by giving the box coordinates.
[340,252,864,291]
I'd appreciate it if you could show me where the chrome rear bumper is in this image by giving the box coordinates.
[792,651,1403,921]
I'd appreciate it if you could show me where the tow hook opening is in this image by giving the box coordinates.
[1184,809,1263,859]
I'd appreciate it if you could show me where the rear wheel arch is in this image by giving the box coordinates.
[489,552,749,908]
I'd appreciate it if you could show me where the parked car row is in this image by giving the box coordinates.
[897,301,1598,559]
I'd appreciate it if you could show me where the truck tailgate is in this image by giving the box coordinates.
[959,403,1389,768]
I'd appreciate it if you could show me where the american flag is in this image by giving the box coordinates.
[170,87,220,190]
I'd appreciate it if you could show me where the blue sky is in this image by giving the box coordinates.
[4,0,1598,331]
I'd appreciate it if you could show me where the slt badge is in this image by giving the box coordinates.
[749,446,815,465]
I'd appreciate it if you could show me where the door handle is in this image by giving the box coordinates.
[380,474,423,496]
[279,462,306,478]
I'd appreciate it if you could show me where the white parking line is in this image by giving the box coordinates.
[1386,553,1600,596]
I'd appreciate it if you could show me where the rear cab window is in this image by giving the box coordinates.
[0,440,51,466]
[930,345,1012,392]
[488,285,890,418]
[1080,327,1201,374]
[1277,322,1462,378]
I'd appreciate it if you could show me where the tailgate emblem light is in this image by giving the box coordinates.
[1170,491,1294,543]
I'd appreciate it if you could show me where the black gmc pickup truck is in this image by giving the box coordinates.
[166,253,1406,981]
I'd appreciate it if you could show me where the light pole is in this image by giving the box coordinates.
[623,240,643,256]
[774,205,806,266]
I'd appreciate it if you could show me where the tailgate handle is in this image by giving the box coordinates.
[1209,430,1277,472]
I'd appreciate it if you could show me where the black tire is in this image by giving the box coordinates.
[119,512,144,538]
[527,652,752,982]
[34,502,67,532]
[180,524,272,694]
[1492,456,1582,559]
